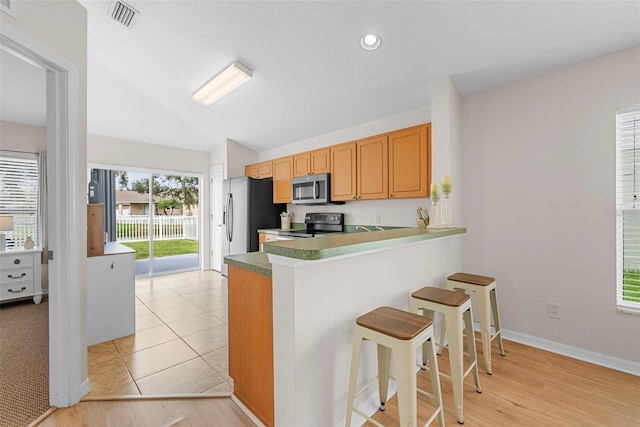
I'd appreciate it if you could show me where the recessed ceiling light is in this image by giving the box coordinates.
[360,33,381,51]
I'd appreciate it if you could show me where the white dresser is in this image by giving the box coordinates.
[0,248,43,304]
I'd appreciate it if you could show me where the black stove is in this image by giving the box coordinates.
[278,213,344,238]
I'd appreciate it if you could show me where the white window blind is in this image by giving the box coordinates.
[0,151,39,248]
[616,105,640,313]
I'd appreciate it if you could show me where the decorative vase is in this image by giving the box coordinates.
[24,236,35,249]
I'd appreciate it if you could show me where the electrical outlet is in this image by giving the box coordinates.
[374,214,381,225]
[548,303,562,320]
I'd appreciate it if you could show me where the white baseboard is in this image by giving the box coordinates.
[80,378,91,399]
[231,394,265,427]
[502,328,640,377]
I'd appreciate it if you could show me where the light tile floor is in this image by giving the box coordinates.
[85,270,232,397]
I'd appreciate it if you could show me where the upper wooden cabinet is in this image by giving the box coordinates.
[272,156,293,203]
[330,142,357,201]
[244,163,258,178]
[388,124,431,198]
[293,148,330,177]
[245,161,273,179]
[357,135,388,200]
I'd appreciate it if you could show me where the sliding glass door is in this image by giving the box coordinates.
[106,168,200,277]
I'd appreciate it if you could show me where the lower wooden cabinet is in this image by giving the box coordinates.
[228,265,274,426]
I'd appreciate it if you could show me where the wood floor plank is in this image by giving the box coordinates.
[366,338,640,427]
[36,398,254,426]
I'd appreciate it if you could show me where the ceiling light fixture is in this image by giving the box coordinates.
[360,33,381,51]
[192,61,253,106]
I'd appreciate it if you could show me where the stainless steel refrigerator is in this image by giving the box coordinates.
[221,177,285,276]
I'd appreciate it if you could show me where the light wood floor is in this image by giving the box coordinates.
[36,397,254,426]
[367,337,640,426]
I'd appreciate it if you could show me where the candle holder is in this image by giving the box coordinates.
[426,199,441,229]
[440,191,454,227]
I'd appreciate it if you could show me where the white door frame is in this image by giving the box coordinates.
[1,26,86,406]
[210,164,224,272]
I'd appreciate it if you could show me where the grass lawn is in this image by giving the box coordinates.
[120,239,198,260]
[623,269,640,303]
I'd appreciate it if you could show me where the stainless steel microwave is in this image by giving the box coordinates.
[292,173,340,205]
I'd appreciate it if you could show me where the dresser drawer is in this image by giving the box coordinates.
[0,253,34,269]
[0,268,34,285]
[1,281,34,300]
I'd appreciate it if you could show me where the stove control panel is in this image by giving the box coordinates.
[305,213,344,225]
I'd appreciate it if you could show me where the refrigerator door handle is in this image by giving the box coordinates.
[224,193,230,241]
[228,194,234,242]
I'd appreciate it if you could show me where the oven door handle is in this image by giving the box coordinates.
[313,180,318,199]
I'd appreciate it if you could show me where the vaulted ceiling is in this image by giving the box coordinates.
[2,1,639,153]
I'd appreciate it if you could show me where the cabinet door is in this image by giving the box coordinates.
[272,156,293,203]
[330,142,357,201]
[310,148,330,174]
[245,163,258,178]
[293,153,311,177]
[257,161,273,178]
[357,135,388,200]
[388,124,431,198]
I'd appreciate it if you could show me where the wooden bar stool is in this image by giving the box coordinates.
[410,287,482,424]
[444,273,505,375]
[345,306,445,427]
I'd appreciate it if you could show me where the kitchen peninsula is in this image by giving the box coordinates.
[225,226,466,426]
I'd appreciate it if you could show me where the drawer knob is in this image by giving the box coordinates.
[13,259,20,265]
[8,287,27,293]
[8,273,27,279]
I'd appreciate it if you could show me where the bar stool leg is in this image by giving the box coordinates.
[445,309,465,424]
[394,342,418,427]
[423,336,445,427]
[475,286,493,374]
[464,308,482,393]
[490,288,505,356]
[419,308,436,368]
[437,317,447,356]
[377,344,391,410]
[345,330,363,427]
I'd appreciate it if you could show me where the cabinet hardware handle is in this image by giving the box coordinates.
[8,273,26,279]
[8,287,26,293]
[13,259,20,265]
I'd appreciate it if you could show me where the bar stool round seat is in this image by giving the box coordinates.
[444,273,505,375]
[410,287,482,424]
[345,306,445,427]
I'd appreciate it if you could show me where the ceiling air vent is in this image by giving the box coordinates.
[108,1,139,28]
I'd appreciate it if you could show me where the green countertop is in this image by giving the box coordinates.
[224,252,272,276]
[264,226,466,260]
[225,226,466,276]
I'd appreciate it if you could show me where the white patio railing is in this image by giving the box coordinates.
[116,215,198,242]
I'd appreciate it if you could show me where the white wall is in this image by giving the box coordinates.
[0,121,46,152]
[461,47,640,365]
[259,106,433,227]
[2,0,89,405]
[88,133,212,268]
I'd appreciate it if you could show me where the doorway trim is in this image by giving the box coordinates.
[1,25,85,406]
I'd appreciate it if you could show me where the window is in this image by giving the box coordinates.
[0,151,39,248]
[616,105,640,313]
